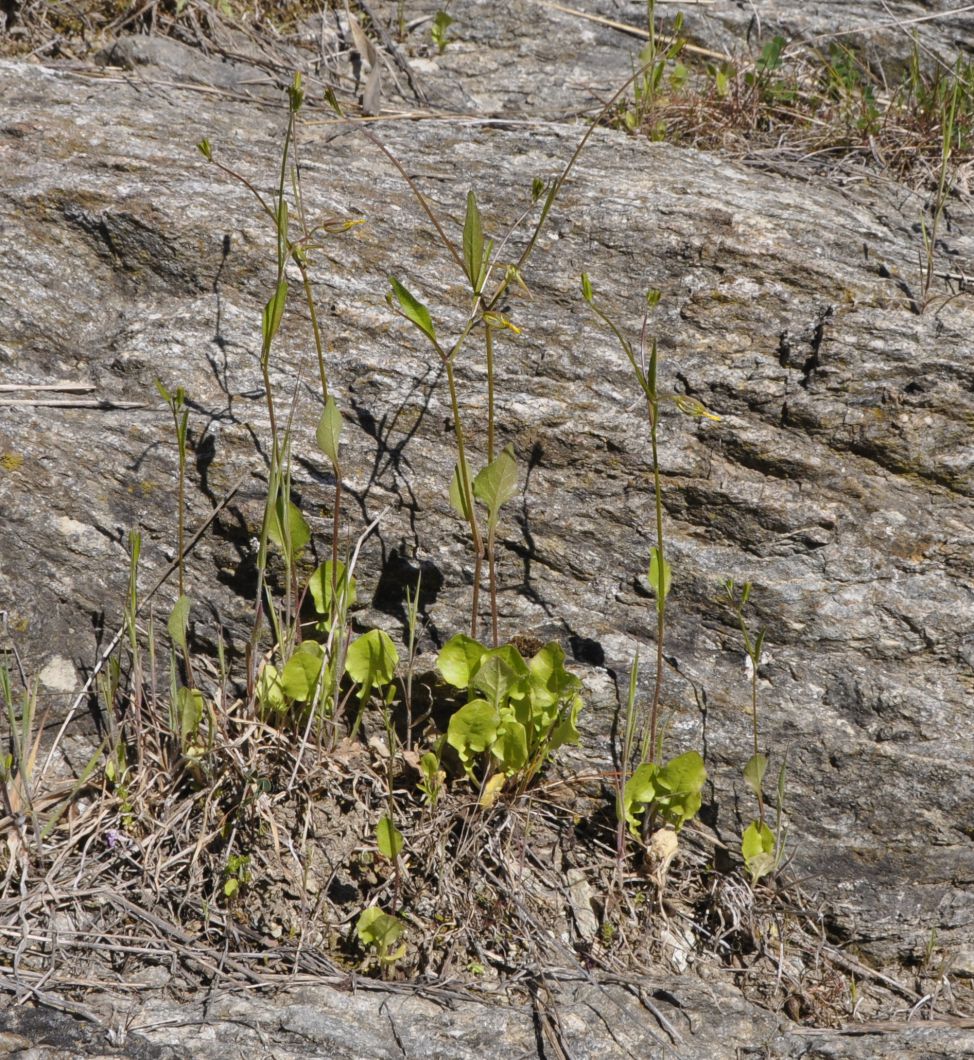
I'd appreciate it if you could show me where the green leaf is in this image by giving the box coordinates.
[168,594,192,656]
[267,498,311,558]
[376,815,404,860]
[447,699,498,775]
[281,641,325,702]
[580,273,594,303]
[316,395,343,466]
[648,547,671,603]
[471,653,521,710]
[528,642,580,708]
[493,715,528,773]
[743,752,768,802]
[256,663,286,713]
[742,820,777,883]
[473,444,518,529]
[623,762,659,834]
[224,877,239,898]
[431,9,453,52]
[288,71,304,112]
[175,685,205,746]
[196,138,212,161]
[436,633,486,689]
[262,278,288,349]
[462,190,486,293]
[308,560,357,619]
[654,751,707,831]
[449,460,473,521]
[356,906,405,958]
[389,277,436,343]
[345,629,399,689]
[548,694,583,751]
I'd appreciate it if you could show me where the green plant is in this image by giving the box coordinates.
[622,0,687,136]
[437,634,583,798]
[431,9,452,54]
[223,852,252,899]
[356,906,406,973]
[621,749,707,835]
[720,579,787,883]
[919,64,962,311]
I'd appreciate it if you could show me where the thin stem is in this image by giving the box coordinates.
[485,321,496,462]
[445,359,484,637]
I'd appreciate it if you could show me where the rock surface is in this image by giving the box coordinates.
[2,0,974,1055]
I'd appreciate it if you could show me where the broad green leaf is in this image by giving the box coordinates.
[436,633,486,689]
[308,560,357,618]
[648,547,672,603]
[742,820,777,883]
[492,716,528,773]
[528,642,580,709]
[376,815,404,860]
[256,663,286,713]
[462,190,486,293]
[267,498,311,558]
[447,699,498,775]
[472,654,520,710]
[356,906,405,956]
[345,629,399,689]
[389,277,436,343]
[623,762,659,834]
[168,594,192,656]
[743,753,768,801]
[262,278,288,349]
[281,641,324,701]
[316,395,343,466]
[473,445,518,528]
[654,750,707,831]
[449,460,473,521]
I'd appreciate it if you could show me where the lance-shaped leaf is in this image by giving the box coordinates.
[449,459,473,521]
[463,190,489,293]
[743,752,768,802]
[648,546,672,609]
[262,278,288,349]
[316,395,343,466]
[389,277,436,343]
[168,594,192,656]
[376,815,404,860]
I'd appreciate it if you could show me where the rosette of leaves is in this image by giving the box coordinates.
[436,634,584,794]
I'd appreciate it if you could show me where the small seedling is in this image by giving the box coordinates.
[356,906,407,972]
[431,10,453,54]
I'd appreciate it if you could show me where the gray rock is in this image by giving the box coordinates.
[2,0,974,1054]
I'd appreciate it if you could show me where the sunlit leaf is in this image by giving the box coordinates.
[389,277,436,343]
